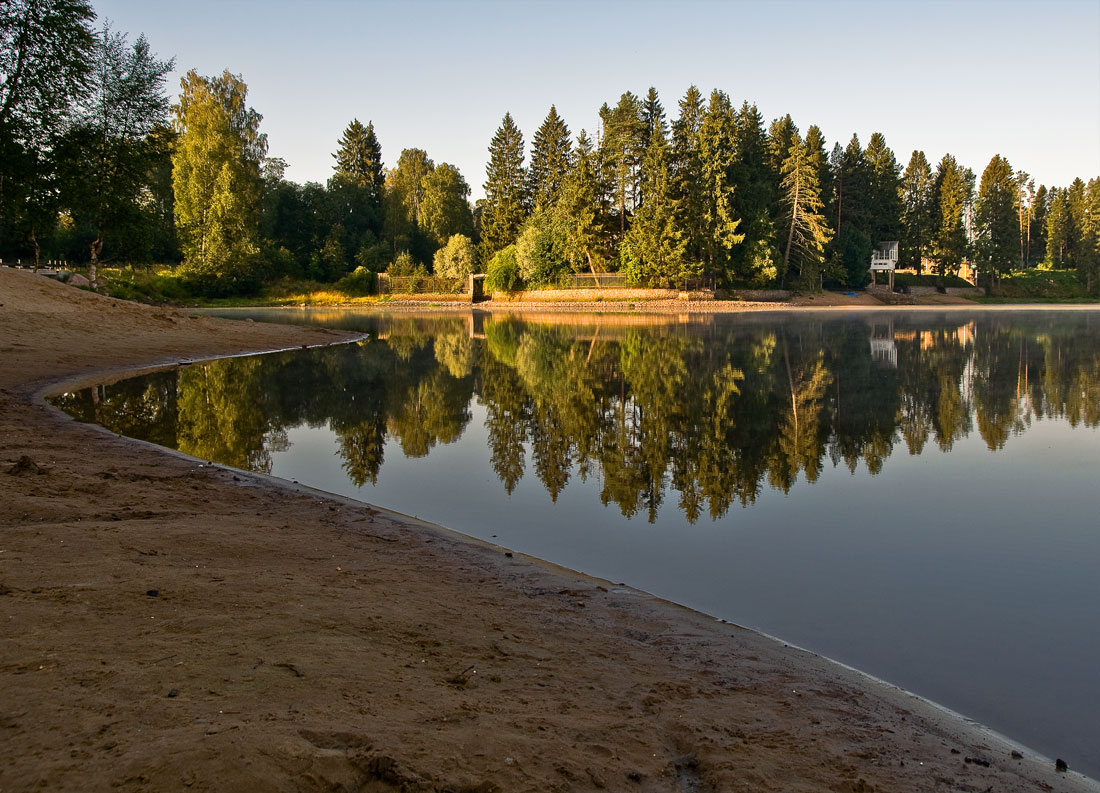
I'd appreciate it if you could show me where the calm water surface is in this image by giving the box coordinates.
[54,309,1100,776]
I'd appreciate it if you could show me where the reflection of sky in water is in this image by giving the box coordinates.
[60,311,1100,777]
[269,393,1099,778]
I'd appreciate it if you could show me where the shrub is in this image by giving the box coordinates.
[433,234,477,280]
[336,266,377,296]
[485,245,521,293]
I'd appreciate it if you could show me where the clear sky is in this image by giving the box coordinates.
[92,0,1099,199]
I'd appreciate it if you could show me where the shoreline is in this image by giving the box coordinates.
[3,267,1097,792]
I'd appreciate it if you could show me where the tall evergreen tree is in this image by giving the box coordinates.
[864,132,903,246]
[599,91,645,238]
[975,154,1018,286]
[900,150,934,272]
[332,118,384,199]
[698,89,743,280]
[779,133,832,288]
[621,120,688,286]
[729,102,779,284]
[527,105,572,210]
[670,85,706,267]
[1030,184,1049,264]
[931,154,970,278]
[480,112,528,261]
[556,130,603,274]
[1043,187,1072,266]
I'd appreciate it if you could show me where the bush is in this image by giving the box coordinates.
[515,211,568,286]
[485,245,521,293]
[387,251,427,277]
[433,234,477,280]
[336,266,377,296]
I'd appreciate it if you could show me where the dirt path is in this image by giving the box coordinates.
[1,267,1094,792]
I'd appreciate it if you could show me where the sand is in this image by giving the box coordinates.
[1,266,1095,793]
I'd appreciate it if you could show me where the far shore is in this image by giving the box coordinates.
[2,267,1097,793]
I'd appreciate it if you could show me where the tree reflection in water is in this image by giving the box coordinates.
[53,311,1100,524]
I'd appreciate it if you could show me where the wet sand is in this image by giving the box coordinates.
[2,267,1095,792]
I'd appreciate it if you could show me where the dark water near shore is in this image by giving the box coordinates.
[54,309,1100,776]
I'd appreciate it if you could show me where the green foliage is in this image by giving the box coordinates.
[485,244,521,293]
[335,265,377,296]
[332,118,384,199]
[480,113,528,262]
[527,105,572,210]
[420,163,474,246]
[432,233,477,280]
[555,130,603,274]
[901,150,934,272]
[515,210,568,286]
[779,133,833,288]
[172,69,267,295]
[975,154,1018,284]
[387,250,427,277]
[932,154,970,277]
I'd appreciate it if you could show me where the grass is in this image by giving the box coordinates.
[976,268,1098,303]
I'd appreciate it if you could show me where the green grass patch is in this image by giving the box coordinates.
[981,268,1097,302]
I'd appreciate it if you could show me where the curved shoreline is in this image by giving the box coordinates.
[2,268,1096,792]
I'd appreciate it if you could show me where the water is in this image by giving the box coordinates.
[53,308,1100,776]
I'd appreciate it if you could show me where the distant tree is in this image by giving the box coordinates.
[432,233,477,280]
[384,147,434,261]
[555,130,603,274]
[0,0,96,253]
[599,91,645,238]
[332,118,384,198]
[864,132,903,247]
[900,150,934,272]
[670,85,706,267]
[420,162,473,247]
[698,89,743,280]
[621,118,689,286]
[1044,187,1072,266]
[527,105,572,210]
[60,23,173,285]
[974,154,1018,286]
[172,69,267,294]
[779,133,832,288]
[729,102,779,284]
[931,154,970,278]
[1030,184,1048,265]
[1015,169,1034,267]
[480,112,528,262]
[1080,178,1100,295]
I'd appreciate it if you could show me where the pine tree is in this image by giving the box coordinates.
[779,133,832,288]
[599,91,645,238]
[670,86,705,266]
[555,130,603,274]
[527,105,572,210]
[1030,184,1048,264]
[332,118,384,200]
[480,112,528,262]
[975,154,1018,285]
[1043,187,1072,266]
[900,150,934,272]
[621,122,689,286]
[931,154,970,278]
[729,102,779,284]
[698,89,743,280]
[865,132,903,246]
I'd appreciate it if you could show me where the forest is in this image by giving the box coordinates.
[2,0,1099,297]
[55,312,1100,523]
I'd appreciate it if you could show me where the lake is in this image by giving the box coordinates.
[53,308,1100,777]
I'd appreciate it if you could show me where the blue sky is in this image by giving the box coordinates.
[93,0,1098,198]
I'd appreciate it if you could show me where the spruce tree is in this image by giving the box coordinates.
[621,122,688,286]
[1044,187,1072,266]
[527,105,572,210]
[670,86,705,267]
[698,89,743,280]
[332,118,384,200]
[931,154,970,278]
[901,150,934,272]
[975,154,1018,285]
[480,112,528,262]
[865,132,903,247]
[556,130,603,274]
[729,102,779,284]
[599,92,645,237]
[779,133,832,288]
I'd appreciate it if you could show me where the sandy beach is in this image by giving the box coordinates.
[2,266,1095,792]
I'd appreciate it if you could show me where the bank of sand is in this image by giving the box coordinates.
[1,267,1095,793]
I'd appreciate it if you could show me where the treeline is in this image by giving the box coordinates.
[3,1,1099,296]
[56,313,1100,523]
